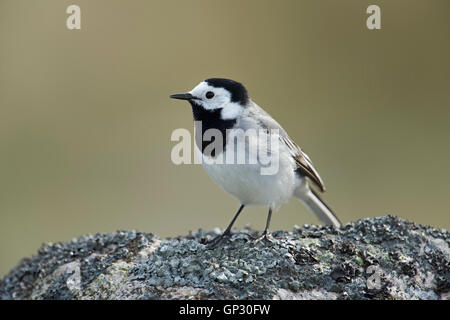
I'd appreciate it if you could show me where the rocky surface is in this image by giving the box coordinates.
[0,215,449,300]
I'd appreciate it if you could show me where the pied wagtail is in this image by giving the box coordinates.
[170,78,341,244]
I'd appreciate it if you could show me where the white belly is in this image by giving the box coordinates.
[196,144,300,209]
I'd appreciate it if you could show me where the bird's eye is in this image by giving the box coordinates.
[205,91,215,99]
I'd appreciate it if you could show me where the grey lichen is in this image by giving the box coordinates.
[0,216,449,300]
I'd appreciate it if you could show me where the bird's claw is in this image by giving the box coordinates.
[253,231,274,244]
[207,231,231,248]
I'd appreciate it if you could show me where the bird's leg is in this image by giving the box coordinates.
[255,208,274,243]
[262,208,272,238]
[208,204,245,247]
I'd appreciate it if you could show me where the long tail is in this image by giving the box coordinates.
[295,188,342,228]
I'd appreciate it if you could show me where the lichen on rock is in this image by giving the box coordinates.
[0,216,449,300]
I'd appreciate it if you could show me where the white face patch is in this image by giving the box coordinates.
[220,102,243,120]
[188,81,244,120]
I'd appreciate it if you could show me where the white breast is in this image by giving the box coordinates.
[195,131,300,209]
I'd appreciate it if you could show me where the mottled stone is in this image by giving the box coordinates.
[0,216,448,300]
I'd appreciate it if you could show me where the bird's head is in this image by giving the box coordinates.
[170,78,249,120]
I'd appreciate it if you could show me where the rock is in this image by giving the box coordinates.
[0,216,449,300]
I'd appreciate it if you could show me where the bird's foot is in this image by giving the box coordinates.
[207,230,232,248]
[253,231,274,244]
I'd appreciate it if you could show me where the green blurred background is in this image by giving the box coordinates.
[1,0,449,276]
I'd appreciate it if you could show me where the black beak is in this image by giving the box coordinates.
[170,93,194,100]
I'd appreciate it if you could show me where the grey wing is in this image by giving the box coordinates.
[241,101,326,192]
[281,135,326,192]
[239,101,290,135]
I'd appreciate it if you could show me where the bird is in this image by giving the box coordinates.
[170,78,341,245]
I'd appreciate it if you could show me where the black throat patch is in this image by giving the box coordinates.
[190,102,236,157]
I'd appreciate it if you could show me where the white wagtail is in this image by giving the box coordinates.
[170,78,341,244]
